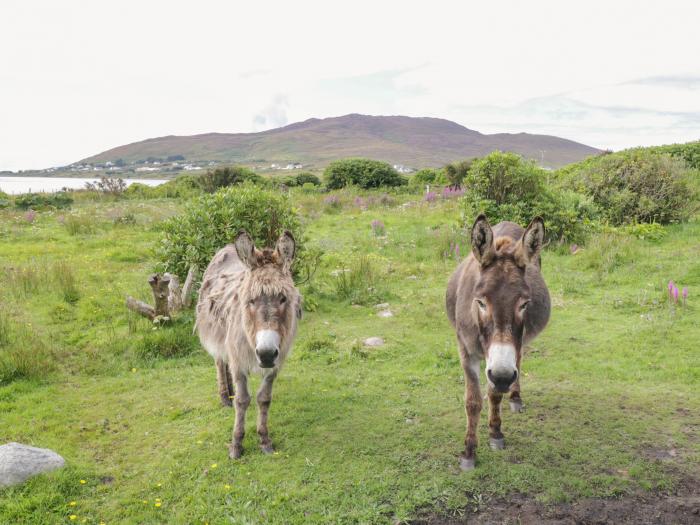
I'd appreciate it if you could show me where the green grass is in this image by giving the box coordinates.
[0,192,698,524]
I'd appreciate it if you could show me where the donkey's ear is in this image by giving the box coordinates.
[471,214,495,265]
[234,230,258,268]
[515,217,545,267]
[275,230,296,267]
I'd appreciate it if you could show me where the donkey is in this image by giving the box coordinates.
[196,230,301,459]
[446,214,550,470]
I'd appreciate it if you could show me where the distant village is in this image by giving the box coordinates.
[2,156,416,178]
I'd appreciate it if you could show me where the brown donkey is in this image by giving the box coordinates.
[196,230,301,459]
[446,214,550,470]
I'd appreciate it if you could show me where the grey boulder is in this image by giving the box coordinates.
[0,442,65,487]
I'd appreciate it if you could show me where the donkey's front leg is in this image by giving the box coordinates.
[488,388,505,450]
[509,353,523,413]
[229,370,250,459]
[460,352,482,471]
[256,370,277,454]
[215,359,233,407]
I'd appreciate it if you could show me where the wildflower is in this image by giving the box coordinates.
[24,210,37,223]
[69,501,77,506]
[155,502,162,508]
[131,368,137,373]
[69,516,77,521]
[423,191,437,202]
[370,219,385,236]
[672,286,679,303]
[224,484,231,489]
[79,479,86,484]
[210,463,218,469]
[682,287,688,304]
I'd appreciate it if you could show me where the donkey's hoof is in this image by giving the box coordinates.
[260,444,275,455]
[228,444,243,459]
[489,437,505,450]
[459,456,475,471]
[509,400,523,413]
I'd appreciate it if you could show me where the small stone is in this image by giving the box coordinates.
[0,443,65,487]
[363,337,385,347]
[377,310,393,318]
[407,275,417,280]
[374,303,389,309]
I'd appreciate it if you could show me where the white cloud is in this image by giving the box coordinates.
[1,0,699,170]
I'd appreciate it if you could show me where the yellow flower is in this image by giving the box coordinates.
[69,516,77,521]
[224,484,231,489]
[79,479,86,484]
[155,502,162,508]
[69,501,77,506]
[142,500,148,504]
[156,483,162,487]
[131,368,137,373]
[210,463,218,469]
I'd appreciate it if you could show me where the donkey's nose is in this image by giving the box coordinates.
[256,347,279,367]
[487,369,518,393]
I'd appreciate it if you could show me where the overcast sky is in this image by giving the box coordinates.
[2,0,699,171]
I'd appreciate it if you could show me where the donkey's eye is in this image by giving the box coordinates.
[475,299,486,310]
[519,301,530,311]
[279,295,287,304]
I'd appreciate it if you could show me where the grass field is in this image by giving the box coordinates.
[0,190,698,524]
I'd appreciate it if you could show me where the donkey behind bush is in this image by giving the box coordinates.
[196,230,301,458]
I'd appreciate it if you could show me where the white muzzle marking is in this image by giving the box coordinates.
[255,329,280,352]
[486,343,517,377]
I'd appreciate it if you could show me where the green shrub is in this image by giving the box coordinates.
[14,192,73,210]
[125,175,201,199]
[295,172,321,186]
[198,166,263,193]
[460,152,596,244]
[0,190,10,209]
[158,184,303,279]
[409,168,447,189]
[444,159,474,188]
[557,149,696,225]
[324,158,407,189]
[649,141,700,169]
[619,222,667,241]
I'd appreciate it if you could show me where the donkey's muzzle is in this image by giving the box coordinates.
[256,348,279,368]
[487,369,518,393]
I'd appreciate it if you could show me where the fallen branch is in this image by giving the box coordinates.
[125,265,198,321]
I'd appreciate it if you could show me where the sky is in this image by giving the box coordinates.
[1,0,699,171]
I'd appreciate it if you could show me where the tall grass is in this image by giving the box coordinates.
[53,261,80,303]
[577,232,638,274]
[63,213,98,235]
[0,313,52,384]
[332,255,387,305]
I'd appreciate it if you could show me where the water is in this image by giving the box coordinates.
[0,176,167,195]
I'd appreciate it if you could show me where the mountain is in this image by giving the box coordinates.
[80,114,601,169]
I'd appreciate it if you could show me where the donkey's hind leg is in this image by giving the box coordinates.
[215,359,233,407]
[256,370,278,454]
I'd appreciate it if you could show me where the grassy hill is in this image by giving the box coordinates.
[81,114,601,169]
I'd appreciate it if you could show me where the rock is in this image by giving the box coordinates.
[0,442,65,487]
[363,337,385,347]
[377,310,394,318]
[374,303,389,309]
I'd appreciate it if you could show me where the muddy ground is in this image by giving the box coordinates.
[413,478,700,525]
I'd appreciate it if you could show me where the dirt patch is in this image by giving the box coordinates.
[413,480,700,525]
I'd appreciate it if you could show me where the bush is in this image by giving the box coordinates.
[460,152,597,244]
[14,192,73,210]
[324,158,407,189]
[295,172,321,186]
[125,175,201,199]
[444,159,474,188]
[409,168,447,189]
[198,166,263,193]
[649,141,700,169]
[158,184,303,279]
[84,176,127,196]
[558,149,696,225]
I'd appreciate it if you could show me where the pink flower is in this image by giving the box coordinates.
[672,286,679,303]
[682,287,688,300]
